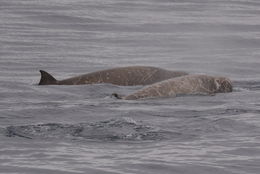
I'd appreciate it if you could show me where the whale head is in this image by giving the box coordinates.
[214,77,232,93]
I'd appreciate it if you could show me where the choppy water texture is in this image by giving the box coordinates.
[1,0,260,173]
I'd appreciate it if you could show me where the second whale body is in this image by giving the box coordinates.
[38,66,188,86]
[113,75,232,100]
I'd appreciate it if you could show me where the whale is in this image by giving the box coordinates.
[38,66,188,86]
[113,75,232,100]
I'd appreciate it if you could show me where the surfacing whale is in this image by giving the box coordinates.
[113,75,232,100]
[38,66,188,86]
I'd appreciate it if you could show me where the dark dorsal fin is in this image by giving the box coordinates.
[38,70,58,85]
[111,93,123,99]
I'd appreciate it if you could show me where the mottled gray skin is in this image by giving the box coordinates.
[38,66,188,86]
[119,75,232,100]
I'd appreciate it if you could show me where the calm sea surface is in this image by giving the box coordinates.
[1,0,260,173]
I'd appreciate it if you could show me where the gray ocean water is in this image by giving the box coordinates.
[1,0,260,173]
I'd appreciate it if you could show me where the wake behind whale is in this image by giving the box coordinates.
[3,116,257,142]
[4,118,172,141]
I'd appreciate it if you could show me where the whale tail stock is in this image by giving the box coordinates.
[38,70,58,85]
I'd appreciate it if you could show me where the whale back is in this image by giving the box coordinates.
[56,66,188,86]
[38,66,188,86]
[120,75,232,100]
